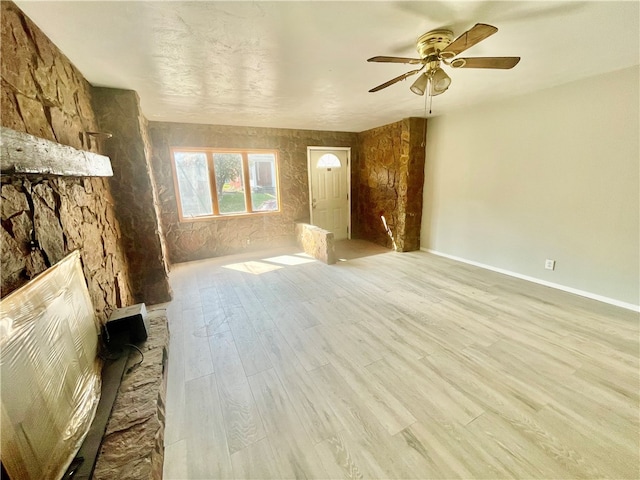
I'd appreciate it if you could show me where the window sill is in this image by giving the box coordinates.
[178,210,282,223]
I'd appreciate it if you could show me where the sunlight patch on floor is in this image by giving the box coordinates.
[222,260,283,275]
[262,254,317,266]
[221,253,317,274]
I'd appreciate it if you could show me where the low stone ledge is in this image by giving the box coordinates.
[93,306,169,480]
[295,223,336,264]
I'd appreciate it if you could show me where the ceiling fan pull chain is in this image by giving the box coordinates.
[424,82,428,116]
[421,85,428,146]
[428,78,434,115]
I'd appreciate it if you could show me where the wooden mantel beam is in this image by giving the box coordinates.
[0,126,113,177]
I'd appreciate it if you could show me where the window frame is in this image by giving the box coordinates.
[170,147,281,222]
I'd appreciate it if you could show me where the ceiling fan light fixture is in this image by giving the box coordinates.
[409,73,429,96]
[430,67,451,96]
[367,23,520,95]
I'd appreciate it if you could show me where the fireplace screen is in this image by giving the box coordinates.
[0,250,101,480]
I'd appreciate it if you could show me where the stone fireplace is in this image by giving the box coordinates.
[0,247,169,480]
[1,4,170,477]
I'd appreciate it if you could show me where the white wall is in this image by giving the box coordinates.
[421,66,639,308]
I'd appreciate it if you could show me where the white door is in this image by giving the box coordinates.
[307,147,350,240]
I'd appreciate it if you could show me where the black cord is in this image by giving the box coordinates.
[98,338,125,361]
[125,344,144,374]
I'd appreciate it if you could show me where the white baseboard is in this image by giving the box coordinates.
[421,248,640,313]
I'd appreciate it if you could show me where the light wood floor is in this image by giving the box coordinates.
[162,241,639,479]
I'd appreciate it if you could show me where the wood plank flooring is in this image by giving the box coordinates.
[162,241,639,479]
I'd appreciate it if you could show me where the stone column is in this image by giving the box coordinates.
[354,117,426,252]
[397,117,426,252]
[92,88,171,304]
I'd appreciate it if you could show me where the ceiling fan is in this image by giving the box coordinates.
[368,23,520,96]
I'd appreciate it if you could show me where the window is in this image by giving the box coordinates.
[316,153,341,168]
[171,148,279,220]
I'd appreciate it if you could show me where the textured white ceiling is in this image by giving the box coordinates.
[16,1,640,132]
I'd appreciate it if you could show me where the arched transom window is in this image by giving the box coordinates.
[316,153,341,168]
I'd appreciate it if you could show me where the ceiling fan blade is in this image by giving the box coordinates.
[367,56,423,65]
[369,68,422,92]
[441,23,498,58]
[451,56,521,69]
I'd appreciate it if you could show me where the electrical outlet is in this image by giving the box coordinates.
[545,259,555,270]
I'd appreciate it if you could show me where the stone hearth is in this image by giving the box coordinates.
[93,306,169,480]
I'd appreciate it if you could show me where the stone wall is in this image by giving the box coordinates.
[354,117,426,252]
[93,88,172,305]
[0,1,133,322]
[148,122,358,263]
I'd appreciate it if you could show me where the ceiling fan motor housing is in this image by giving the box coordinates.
[416,29,453,57]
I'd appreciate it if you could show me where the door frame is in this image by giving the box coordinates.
[307,146,351,240]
